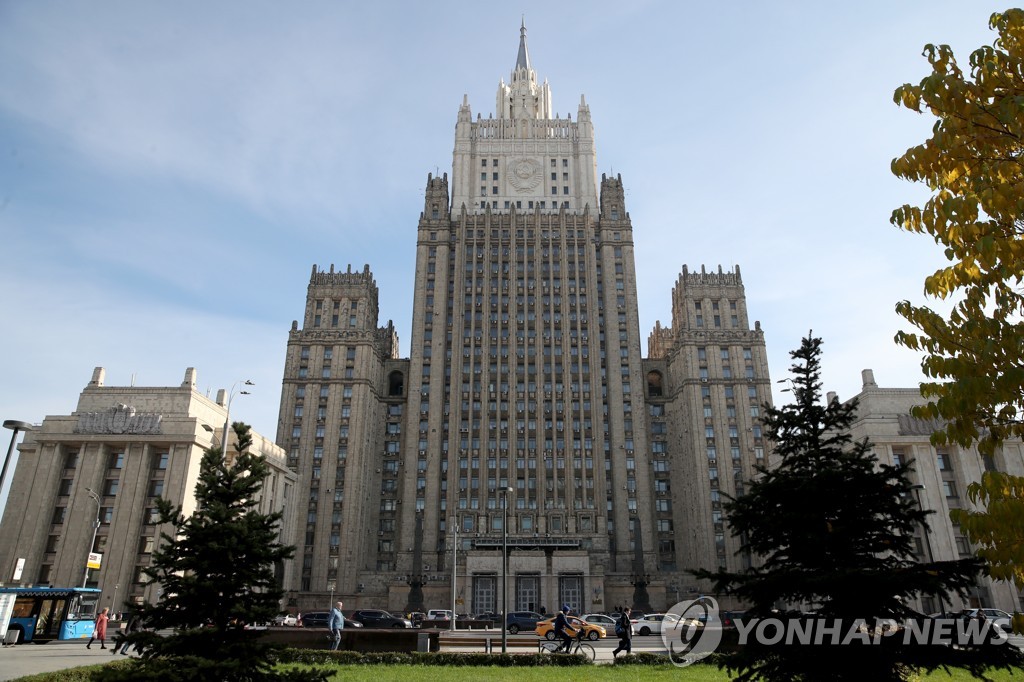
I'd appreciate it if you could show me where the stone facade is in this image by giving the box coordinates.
[0,367,295,615]
[839,369,1023,614]
[277,25,773,615]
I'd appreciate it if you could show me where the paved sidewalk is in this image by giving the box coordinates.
[0,640,130,681]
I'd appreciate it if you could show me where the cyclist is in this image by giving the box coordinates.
[553,604,576,653]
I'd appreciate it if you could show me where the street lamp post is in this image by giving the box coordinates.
[82,487,101,588]
[222,380,254,458]
[499,486,513,654]
[1,420,34,504]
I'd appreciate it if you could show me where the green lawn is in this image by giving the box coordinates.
[11,662,1024,681]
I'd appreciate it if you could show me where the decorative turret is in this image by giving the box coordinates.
[451,23,598,213]
[599,173,628,222]
[421,172,450,222]
[496,21,552,120]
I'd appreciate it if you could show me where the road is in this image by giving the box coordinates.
[0,640,128,681]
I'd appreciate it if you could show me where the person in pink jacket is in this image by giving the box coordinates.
[87,607,109,649]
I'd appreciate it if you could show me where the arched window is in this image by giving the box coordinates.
[388,371,405,397]
[647,371,663,398]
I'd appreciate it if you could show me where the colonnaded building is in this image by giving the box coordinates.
[0,368,295,617]
[840,370,1023,615]
[277,25,773,615]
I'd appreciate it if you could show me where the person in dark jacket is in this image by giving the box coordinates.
[553,604,575,653]
[113,612,144,655]
[612,606,632,658]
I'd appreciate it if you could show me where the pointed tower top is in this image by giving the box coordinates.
[515,21,531,71]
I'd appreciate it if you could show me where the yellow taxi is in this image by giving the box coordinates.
[535,615,607,641]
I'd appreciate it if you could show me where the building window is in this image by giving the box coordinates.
[109,452,125,470]
[132,566,149,585]
[955,536,971,555]
[103,479,119,497]
[937,451,952,471]
[148,480,164,498]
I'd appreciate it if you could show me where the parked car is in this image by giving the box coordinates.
[962,608,1012,631]
[427,609,453,621]
[474,612,501,623]
[272,614,297,626]
[535,615,606,641]
[505,611,544,634]
[611,610,646,620]
[721,610,748,629]
[580,613,617,628]
[300,611,363,629]
[633,613,688,636]
[350,609,413,628]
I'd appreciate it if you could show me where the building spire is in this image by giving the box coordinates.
[515,19,531,71]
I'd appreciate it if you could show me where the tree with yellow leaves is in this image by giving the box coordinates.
[892,8,1024,618]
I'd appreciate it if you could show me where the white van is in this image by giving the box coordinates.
[427,609,453,620]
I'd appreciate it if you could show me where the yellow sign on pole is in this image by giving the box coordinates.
[87,552,102,570]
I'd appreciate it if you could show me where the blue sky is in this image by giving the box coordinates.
[0,1,1007,507]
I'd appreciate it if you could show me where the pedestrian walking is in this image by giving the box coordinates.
[112,612,143,655]
[87,607,109,649]
[612,606,633,658]
[328,601,345,651]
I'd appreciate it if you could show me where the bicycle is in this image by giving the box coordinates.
[539,629,596,662]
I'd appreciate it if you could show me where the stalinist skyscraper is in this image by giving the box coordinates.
[277,24,772,615]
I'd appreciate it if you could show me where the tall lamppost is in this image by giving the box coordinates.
[1,420,34,505]
[81,487,101,588]
[222,380,254,458]
[499,486,513,653]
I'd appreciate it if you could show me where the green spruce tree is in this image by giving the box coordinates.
[97,422,325,681]
[695,335,1014,681]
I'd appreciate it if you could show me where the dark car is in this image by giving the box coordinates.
[300,611,363,629]
[721,610,748,629]
[350,609,413,628]
[505,611,544,634]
